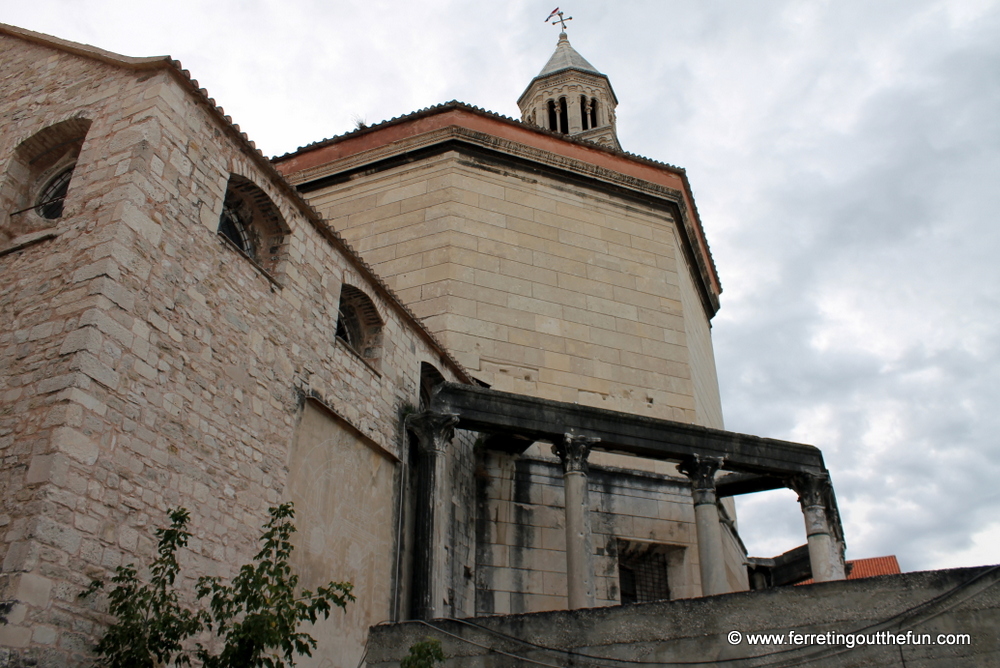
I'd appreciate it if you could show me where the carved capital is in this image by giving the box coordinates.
[405,411,458,455]
[679,455,724,506]
[552,433,599,474]
[788,473,829,510]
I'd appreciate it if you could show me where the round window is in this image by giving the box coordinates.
[35,166,75,219]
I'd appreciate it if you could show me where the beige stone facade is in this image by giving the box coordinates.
[0,23,758,668]
[0,25,470,667]
[279,124,724,430]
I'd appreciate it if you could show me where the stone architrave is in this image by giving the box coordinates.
[679,455,730,596]
[552,433,600,609]
[405,411,459,619]
[789,473,847,582]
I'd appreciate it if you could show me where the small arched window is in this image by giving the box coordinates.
[590,98,599,128]
[547,100,558,132]
[217,174,287,275]
[580,95,590,131]
[1,118,91,245]
[558,97,569,134]
[336,284,384,369]
[419,362,446,409]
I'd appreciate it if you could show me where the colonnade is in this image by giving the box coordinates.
[406,410,846,615]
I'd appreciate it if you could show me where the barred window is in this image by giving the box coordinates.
[217,174,287,275]
[617,540,675,604]
[336,284,384,369]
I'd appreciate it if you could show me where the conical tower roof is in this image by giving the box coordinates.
[537,32,600,77]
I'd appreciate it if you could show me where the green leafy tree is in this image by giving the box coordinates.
[196,504,354,668]
[400,637,445,668]
[84,508,202,667]
[83,503,353,668]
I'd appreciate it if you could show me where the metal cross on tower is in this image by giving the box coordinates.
[545,7,573,31]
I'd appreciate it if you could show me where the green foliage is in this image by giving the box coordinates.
[400,637,445,668]
[85,508,203,668]
[83,503,354,668]
[195,504,354,668]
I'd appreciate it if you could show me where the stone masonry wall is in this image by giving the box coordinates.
[0,32,467,667]
[474,449,703,615]
[297,150,724,427]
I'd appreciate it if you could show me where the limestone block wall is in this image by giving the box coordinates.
[473,450,703,615]
[0,31,467,667]
[299,150,724,428]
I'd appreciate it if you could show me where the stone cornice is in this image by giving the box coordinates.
[289,124,722,318]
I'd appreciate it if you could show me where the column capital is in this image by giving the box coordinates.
[405,411,459,455]
[678,455,725,506]
[552,433,600,474]
[787,473,830,510]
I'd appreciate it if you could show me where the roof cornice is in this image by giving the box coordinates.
[274,104,722,317]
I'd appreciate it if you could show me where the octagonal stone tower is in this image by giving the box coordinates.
[518,31,620,149]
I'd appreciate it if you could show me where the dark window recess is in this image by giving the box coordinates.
[618,546,670,604]
[590,98,599,128]
[580,95,590,131]
[548,100,558,132]
[559,97,569,134]
[35,166,75,220]
[336,304,364,350]
[218,202,252,255]
[335,285,384,369]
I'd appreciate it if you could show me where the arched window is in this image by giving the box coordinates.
[547,99,558,132]
[559,97,569,134]
[336,284,384,369]
[418,362,445,409]
[217,174,287,275]
[580,95,590,131]
[590,98,599,128]
[1,118,91,245]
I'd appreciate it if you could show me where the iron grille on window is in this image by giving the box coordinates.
[618,544,670,604]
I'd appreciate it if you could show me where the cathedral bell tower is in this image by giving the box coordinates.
[518,31,621,150]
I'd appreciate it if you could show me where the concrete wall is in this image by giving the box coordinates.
[0,30,467,667]
[368,566,1000,668]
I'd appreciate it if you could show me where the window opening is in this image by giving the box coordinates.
[590,98,599,128]
[559,97,569,134]
[580,95,590,131]
[216,174,287,275]
[218,201,252,255]
[336,303,364,350]
[419,362,446,409]
[335,284,384,369]
[618,541,671,604]
[2,118,90,244]
[547,100,558,132]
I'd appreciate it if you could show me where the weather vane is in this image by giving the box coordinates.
[545,7,572,31]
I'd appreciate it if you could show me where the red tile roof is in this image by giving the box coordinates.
[798,556,901,585]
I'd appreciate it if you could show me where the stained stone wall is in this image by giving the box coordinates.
[0,29,468,667]
[368,566,1000,668]
[473,450,703,615]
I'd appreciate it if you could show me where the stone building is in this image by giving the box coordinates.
[0,23,847,668]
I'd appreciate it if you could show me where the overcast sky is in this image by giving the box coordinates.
[7,0,999,573]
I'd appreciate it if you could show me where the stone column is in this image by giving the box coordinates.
[790,473,846,582]
[405,411,458,619]
[679,455,729,596]
[552,433,599,609]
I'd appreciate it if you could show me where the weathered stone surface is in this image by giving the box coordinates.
[368,566,1000,668]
